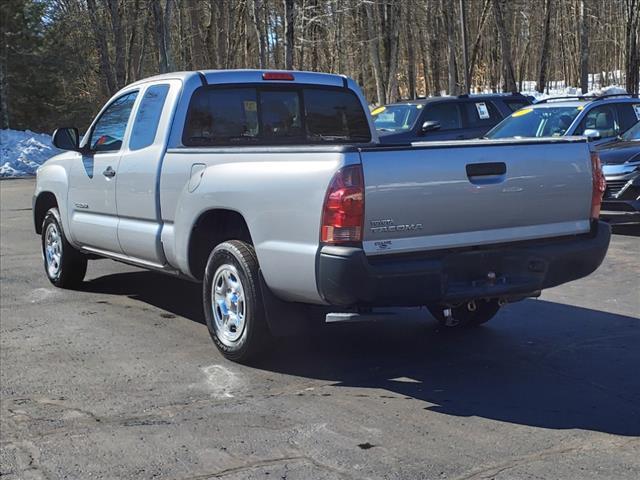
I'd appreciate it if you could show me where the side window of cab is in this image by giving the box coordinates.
[89,91,138,152]
[129,84,170,150]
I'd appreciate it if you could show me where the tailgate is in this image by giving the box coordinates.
[360,139,593,256]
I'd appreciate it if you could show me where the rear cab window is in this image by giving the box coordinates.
[182,85,371,146]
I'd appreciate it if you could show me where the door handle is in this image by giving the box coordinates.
[102,166,116,178]
[466,162,506,177]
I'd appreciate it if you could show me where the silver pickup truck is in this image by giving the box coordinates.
[34,70,611,362]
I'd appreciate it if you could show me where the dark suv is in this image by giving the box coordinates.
[372,94,532,143]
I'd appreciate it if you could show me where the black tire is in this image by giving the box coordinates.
[41,208,87,288]
[428,300,500,328]
[203,240,271,362]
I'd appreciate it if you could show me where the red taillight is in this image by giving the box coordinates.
[321,165,364,244]
[262,72,295,81]
[590,152,606,219]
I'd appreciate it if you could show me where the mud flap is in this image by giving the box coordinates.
[258,272,321,337]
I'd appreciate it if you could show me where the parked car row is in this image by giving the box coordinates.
[373,93,640,225]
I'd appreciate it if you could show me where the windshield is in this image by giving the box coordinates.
[486,106,582,139]
[372,104,423,133]
[621,121,640,141]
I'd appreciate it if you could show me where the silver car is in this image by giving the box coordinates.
[486,95,640,145]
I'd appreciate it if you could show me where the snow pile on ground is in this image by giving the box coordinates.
[0,129,61,178]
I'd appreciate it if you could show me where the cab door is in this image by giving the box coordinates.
[116,81,180,264]
[67,91,138,253]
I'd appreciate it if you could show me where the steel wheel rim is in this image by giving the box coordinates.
[45,223,62,278]
[211,264,246,346]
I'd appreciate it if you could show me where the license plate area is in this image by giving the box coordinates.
[442,249,547,300]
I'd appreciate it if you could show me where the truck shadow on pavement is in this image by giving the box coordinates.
[85,271,640,437]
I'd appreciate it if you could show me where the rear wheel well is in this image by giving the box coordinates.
[188,209,253,280]
[34,192,58,234]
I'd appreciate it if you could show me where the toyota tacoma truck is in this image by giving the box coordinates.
[34,70,610,362]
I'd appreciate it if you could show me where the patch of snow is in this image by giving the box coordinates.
[0,129,61,178]
[520,84,629,102]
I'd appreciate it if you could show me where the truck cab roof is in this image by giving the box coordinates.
[125,69,349,90]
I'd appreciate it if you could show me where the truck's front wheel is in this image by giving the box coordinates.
[203,240,271,362]
[41,208,87,288]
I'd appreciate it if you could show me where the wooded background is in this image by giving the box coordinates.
[1,0,639,132]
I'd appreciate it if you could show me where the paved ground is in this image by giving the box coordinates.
[1,178,639,480]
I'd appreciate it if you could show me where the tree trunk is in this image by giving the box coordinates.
[151,1,167,72]
[536,0,553,93]
[491,0,517,92]
[469,0,490,85]
[384,2,401,102]
[125,0,141,83]
[579,0,589,93]
[624,0,640,94]
[443,0,458,95]
[187,0,206,68]
[248,0,267,68]
[364,2,386,105]
[284,0,294,69]
[86,0,117,95]
[406,22,416,99]
[105,0,126,89]
[459,0,470,93]
[164,0,175,70]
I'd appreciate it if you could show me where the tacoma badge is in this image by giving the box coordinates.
[370,219,423,233]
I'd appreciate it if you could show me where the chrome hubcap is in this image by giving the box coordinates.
[45,223,62,278]
[212,265,246,345]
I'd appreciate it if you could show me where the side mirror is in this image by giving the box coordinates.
[583,129,602,141]
[421,120,441,133]
[52,127,80,151]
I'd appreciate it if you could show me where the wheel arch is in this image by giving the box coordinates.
[187,208,253,281]
[33,191,59,234]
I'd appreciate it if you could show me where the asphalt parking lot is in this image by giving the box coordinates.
[1,178,639,479]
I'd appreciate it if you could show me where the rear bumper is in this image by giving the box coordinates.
[317,221,611,307]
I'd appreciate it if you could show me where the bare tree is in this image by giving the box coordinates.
[364,1,385,105]
[492,0,517,92]
[284,0,295,69]
[86,0,117,95]
[536,0,553,93]
[579,0,589,93]
[624,0,640,94]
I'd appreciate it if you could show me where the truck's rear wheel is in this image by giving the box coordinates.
[428,300,500,328]
[41,208,87,288]
[203,240,271,362]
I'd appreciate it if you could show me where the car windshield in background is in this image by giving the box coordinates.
[372,104,422,132]
[621,121,640,141]
[486,106,582,139]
